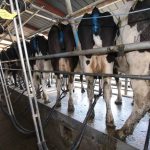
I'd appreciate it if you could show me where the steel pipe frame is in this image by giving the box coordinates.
[26,0,120,42]
[0,62,13,115]
[25,9,56,22]
[1,41,150,63]
[9,0,48,150]
[30,3,62,20]
[64,0,84,74]
[0,6,43,43]
[26,23,54,38]
[2,68,150,80]
[14,1,48,149]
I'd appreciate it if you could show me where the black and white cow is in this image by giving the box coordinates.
[48,23,78,112]
[30,35,52,103]
[113,0,150,139]
[0,43,23,87]
[78,7,119,126]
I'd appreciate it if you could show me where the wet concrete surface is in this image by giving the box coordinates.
[2,78,149,150]
[0,108,37,150]
[35,79,149,150]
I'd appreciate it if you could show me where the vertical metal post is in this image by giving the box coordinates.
[9,0,47,149]
[0,62,12,115]
[0,62,15,115]
[64,0,84,71]
[124,78,128,95]
[14,0,48,149]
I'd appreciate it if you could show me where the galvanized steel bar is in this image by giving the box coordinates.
[0,62,12,115]
[64,0,84,72]
[2,68,150,80]
[31,3,62,20]
[14,1,48,149]
[0,62,15,116]
[9,0,44,149]
[25,10,56,22]
[124,78,128,95]
[2,41,150,63]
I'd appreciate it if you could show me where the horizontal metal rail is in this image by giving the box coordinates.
[2,68,150,80]
[1,41,150,63]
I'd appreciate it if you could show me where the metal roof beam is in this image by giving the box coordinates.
[66,0,122,19]
[34,0,65,17]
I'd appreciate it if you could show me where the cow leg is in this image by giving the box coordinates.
[86,76,95,119]
[115,77,122,105]
[33,72,41,99]
[55,75,61,107]
[98,77,102,96]
[41,72,51,104]
[12,72,17,87]
[68,75,74,112]
[103,77,115,128]
[116,80,150,140]
[80,75,85,93]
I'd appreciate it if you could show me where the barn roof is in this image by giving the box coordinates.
[0,0,125,50]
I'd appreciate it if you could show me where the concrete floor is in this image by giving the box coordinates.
[35,79,149,150]
[2,77,149,150]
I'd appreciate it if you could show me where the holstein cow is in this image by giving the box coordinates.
[48,23,78,112]
[113,0,150,139]
[0,43,23,88]
[78,8,118,126]
[30,35,52,103]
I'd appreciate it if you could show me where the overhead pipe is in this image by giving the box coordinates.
[30,3,63,20]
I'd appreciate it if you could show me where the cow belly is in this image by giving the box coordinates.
[83,55,113,74]
[59,58,71,72]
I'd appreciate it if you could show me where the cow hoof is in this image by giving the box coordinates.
[68,104,74,112]
[48,85,51,88]
[36,94,41,99]
[115,101,122,105]
[44,100,50,104]
[106,120,116,129]
[81,88,85,93]
[131,101,134,106]
[115,129,126,141]
[89,111,95,120]
[55,102,61,108]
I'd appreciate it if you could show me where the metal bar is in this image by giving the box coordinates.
[23,9,42,26]
[25,10,56,22]
[144,119,150,150]
[9,0,44,149]
[124,78,128,95]
[15,0,48,149]
[2,68,150,80]
[30,3,62,20]
[64,0,84,72]
[66,0,121,19]
[7,28,14,42]
[2,41,150,63]
[0,62,15,116]
[0,63,12,115]
[26,23,54,38]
